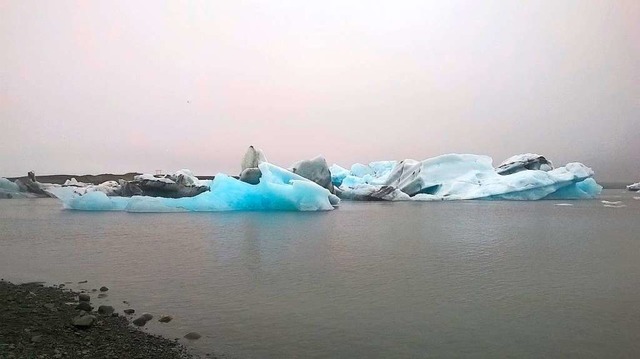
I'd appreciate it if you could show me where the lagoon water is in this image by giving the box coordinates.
[1,190,639,358]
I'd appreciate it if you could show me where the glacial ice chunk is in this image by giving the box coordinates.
[329,164,350,186]
[49,163,338,212]
[241,146,268,172]
[0,177,20,193]
[350,163,374,178]
[627,182,640,191]
[0,177,28,198]
[335,154,601,201]
[290,156,335,193]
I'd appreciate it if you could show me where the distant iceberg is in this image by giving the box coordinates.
[333,154,601,201]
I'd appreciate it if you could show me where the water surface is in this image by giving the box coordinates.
[1,190,639,358]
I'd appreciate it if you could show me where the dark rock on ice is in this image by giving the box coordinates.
[496,153,553,175]
[131,177,209,198]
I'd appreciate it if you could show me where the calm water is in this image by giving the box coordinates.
[1,190,639,358]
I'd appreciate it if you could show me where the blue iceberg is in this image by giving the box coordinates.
[48,163,340,212]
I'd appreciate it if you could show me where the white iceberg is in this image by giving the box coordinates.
[627,182,640,191]
[333,154,601,201]
[48,163,339,212]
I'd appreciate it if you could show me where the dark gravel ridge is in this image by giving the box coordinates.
[0,280,201,359]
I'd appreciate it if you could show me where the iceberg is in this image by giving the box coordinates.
[0,177,20,194]
[0,177,26,199]
[1,174,57,199]
[332,154,601,201]
[627,182,640,191]
[13,148,601,210]
[48,163,339,212]
[290,156,335,193]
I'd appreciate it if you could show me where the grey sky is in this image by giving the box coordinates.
[1,0,638,182]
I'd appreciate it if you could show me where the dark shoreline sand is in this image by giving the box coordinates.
[0,280,212,359]
[6,173,216,186]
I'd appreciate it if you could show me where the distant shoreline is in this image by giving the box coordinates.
[6,173,216,186]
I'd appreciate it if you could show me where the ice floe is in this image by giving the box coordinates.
[332,154,601,201]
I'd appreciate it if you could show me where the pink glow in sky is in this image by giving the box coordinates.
[1,0,638,181]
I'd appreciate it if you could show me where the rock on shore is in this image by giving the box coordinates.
[0,280,202,358]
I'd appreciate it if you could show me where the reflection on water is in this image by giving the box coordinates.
[1,190,639,358]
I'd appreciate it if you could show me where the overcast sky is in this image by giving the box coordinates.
[1,0,638,181]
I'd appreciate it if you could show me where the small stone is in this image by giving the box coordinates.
[72,315,96,328]
[97,293,108,298]
[140,313,153,321]
[97,305,114,316]
[158,315,173,323]
[132,317,148,326]
[78,294,90,302]
[31,335,43,343]
[76,302,92,312]
[123,309,135,315]
[91,289,97,292]
[99,286,109,292]
[78,280,88,284]
[184,332,201,340]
